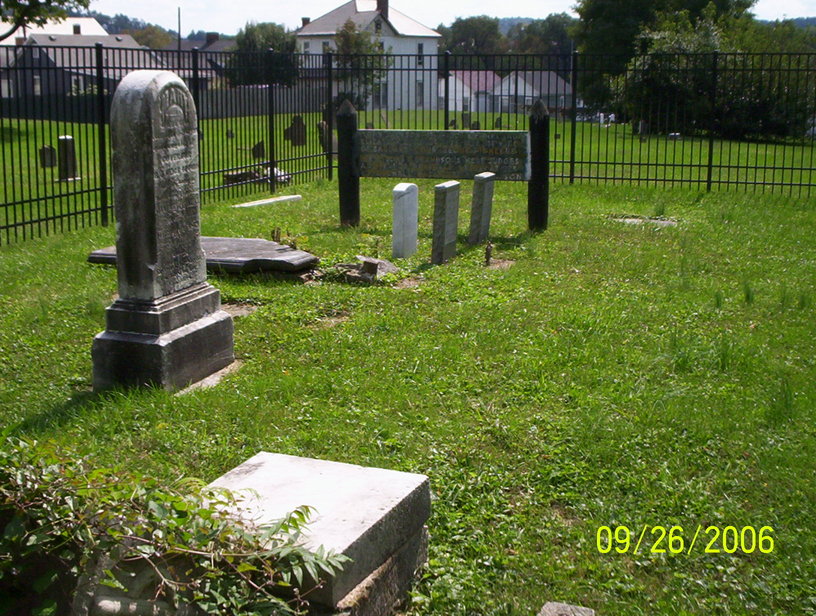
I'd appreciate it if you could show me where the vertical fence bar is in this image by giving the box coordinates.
[95,43,109,226]
[267,48,277,193]
[443,51,450,130]
[327,51,334,179]
[569,51,578,184]
[706,51,718,192]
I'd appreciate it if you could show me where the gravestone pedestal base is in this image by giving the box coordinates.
[92,283,234,391]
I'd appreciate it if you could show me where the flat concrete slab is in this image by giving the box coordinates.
[88,236,319,273]
[208,452,430,607]
[538,602,596,616]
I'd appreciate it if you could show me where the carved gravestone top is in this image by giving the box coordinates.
[110,70,205,301]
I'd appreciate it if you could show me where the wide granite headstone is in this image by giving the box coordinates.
[392,182,418,259]
[92,70,234,391]
[431,180,460,265]
[467,171,496,245]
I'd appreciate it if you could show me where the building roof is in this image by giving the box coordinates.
[450,70,501,93]
[162,36,237,53]
[496,70,572,96]
[1,16,108,40]
[18,34,163,77]
[298,0,440,38]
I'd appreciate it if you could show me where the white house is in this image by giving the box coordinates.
[492,70,573,113]
[441,70,501,113]
[296,0,441,110]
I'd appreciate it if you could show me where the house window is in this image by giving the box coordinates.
[322,41,330,54]
[32,75,41,96]
[375,20,382,34]
[415,80,424,108]
[303,41,310,53]
[71,75,83,93]
[417,43,424,66]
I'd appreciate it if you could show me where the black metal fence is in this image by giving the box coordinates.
[1,45,814,244]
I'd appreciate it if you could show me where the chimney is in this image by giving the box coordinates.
[205,32,219,45]
[377,0,388,20]
[15,37,25,46]
[301,17,311,27]
[73,24,81,35]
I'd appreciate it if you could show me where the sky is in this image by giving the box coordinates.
[87,0,816,36]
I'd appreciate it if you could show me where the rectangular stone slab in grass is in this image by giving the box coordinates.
[208,452,431,609]
[392,182,418,259]
[88,236,319,273]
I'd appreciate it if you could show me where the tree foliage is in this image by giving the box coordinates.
[333,19,391,111]
[442,16,506,55]
[507,13,577,55]
[1,0,91,42]
[126,24,173,49]
[229,22,297,86]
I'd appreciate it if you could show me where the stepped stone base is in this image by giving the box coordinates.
[209,452,431,613]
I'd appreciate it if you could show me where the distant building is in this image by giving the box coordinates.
[158,33,236,88]
[492,70,573,113]
[442,70,501,112]
[7,34,161,98]
[0,16,109,43]
[296,0,441,110]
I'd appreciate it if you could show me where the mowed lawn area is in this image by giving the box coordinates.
[0,180,814,615]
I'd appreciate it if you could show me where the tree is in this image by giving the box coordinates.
[126,25,173,49]
[229,22,297,86]
[333,19,391,110]
[507,14,577,55]
[1,0,91,42]
[444,16,506,55]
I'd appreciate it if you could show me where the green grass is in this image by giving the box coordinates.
[1,181,815,615]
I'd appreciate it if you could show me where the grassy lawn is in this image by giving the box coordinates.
[1,179,815,615]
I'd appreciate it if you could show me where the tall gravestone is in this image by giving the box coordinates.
[431,181,460,265]
[92,70,234,391]
[57,135,80,181]
[467,172,495,245]
[392,182,418,259]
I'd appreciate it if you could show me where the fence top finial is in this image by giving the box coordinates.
[337,99,357,117]
[530,99,548,120]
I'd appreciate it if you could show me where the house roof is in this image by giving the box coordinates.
[19,34,164,77]
[162,38,237,53]
[497,70,572,96]
[450,70,501,93]
[298,0,440,38]
[0,16,108,41]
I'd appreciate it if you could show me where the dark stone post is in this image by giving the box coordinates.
[336,99,360,227]
[528,99,549,231]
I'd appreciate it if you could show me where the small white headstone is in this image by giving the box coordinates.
[392,182,418,258]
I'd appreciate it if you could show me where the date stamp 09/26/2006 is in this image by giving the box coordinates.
[596,525,775,556]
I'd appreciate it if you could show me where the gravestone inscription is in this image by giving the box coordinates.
[92,70,234,391]
[358,130,529,181]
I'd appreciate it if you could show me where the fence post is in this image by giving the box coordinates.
[267,48,277,192]
[94,42,109,227]
[706,51,718,192]
[336,100,360,226]
[443,51,450,130]
[528,100,549,231]
[191,47,201,112]
[327,51,334,180]
[569,50,578,185]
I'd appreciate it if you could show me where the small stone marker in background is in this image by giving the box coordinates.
[467,171,495,245]
[39,144,56,168]
[392,182,418,259]
[283,115,307,146]
[431,180,460,265]
[537,602,595,616]
[57,135,80,181]
[92,70,234,391]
